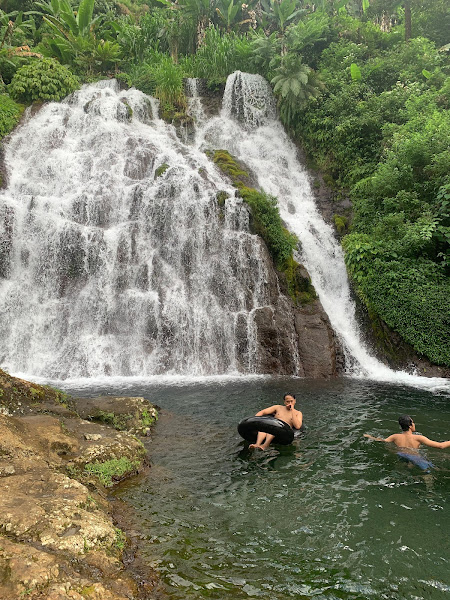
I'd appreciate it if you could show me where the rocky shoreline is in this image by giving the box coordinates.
[0,368,164,600]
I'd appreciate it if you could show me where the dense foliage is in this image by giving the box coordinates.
[0,94,23,139]
[0,0,449,364]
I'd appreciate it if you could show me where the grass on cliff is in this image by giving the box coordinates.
[210,149,316,305]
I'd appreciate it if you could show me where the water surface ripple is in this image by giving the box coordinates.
[66,378,450,600]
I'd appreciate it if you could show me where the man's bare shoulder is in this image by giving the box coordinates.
[385,433,404,444]
[261,404,282,413]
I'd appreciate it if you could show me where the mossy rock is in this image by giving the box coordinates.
[333,213,348,236]
[155,163,169,178]
[120,98,133,120]
[207,149,303,300]
[208,149,254,189]
[72,395,158,436]
[0,368,75,416]
[216,190,229,207]
[282,256,317,306]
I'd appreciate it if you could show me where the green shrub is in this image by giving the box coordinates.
[8,58,79,103]
[343,234,450,366]
[0,94,24,139]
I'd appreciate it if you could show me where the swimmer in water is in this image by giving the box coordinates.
[249,393,302,450]
[364,415,450,450]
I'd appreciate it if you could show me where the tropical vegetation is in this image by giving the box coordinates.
[0,0,449,365]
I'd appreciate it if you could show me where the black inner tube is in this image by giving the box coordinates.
[238,415,296,445]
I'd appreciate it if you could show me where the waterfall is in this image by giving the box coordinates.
[0,74,448,389]
[0,80,275,379]
[185,78,207,126]
[195,72,449,389]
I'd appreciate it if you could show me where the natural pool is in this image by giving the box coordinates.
[66,377,450,600]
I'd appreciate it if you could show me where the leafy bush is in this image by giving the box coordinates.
[8,57,79,102]
[0,93,24,139]
[363,37,443,94]
[109,10,172,64]
[343,234,450,365]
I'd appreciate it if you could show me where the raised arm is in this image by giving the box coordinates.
[415,435,450,449]
[255,405,278,417]
[363,433,397,443]
[292,410,303,430]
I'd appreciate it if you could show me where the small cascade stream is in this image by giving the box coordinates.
[193,72,449,390]
[0,74,448,389]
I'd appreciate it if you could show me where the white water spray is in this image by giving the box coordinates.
[0,80,278,379]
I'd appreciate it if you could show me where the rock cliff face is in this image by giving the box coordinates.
[251,245,343,378]
[0,369,161,600]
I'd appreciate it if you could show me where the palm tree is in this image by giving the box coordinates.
[249,31,281,79]
[271,53,324,125]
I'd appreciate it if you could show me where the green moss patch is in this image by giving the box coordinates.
[155,163,169,178]
[209,149,315,304]
[84,457,141,487]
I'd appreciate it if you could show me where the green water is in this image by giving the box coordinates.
[68,377,450,600]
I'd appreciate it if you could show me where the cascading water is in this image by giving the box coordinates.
[185,78,207,126]
[0,80,277,379]
[194,71,449,389]
[0,74,448,389]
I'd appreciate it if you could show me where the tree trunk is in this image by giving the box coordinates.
[404,1,412,41]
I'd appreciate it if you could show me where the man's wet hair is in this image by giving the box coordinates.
[398,415,413,431]
[283,393,296,400]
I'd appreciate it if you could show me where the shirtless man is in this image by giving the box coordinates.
[364,415,450,449]
[249,393,303,450]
